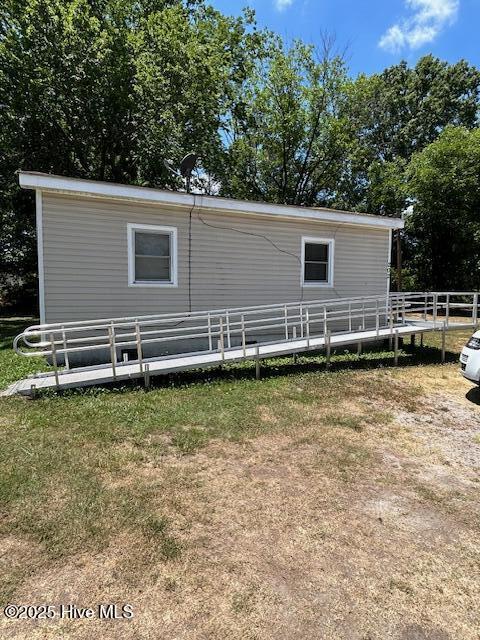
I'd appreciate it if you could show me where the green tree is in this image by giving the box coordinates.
[343,56,480,214]
[0,0,264,310]
[220,37,351,206]
[406,126,480,291]
[132,4,264,188]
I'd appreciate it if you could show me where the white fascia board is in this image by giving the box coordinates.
[18,171,404,230]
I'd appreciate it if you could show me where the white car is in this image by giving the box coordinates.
[460,330,480,384]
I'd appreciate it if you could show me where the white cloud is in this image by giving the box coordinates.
[274,0,294,11]
[379,0,459,53]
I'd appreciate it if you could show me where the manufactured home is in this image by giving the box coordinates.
[18,171,403,363]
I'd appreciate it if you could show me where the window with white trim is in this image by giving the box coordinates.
[301,237,334,287]
[128,224,177,287]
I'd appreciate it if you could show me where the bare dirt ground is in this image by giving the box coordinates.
[1,363,480,640]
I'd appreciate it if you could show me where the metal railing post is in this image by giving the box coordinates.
[219,317,225,360]
[299,304,304,338]
[348,302,352,332]
[226,310,231,349]
[306,308,310,348]
[375,300,379,337]
[108,323,117,380]
[441,321,446,363]
[433,293,438,326]
[61,325,70,371]
[135,321,143,374]
[241,314,246,357]
[207,313,213,351]
[473,293,478,327]
[446,294,450,327]
[394,330,399,366]
[388,300,393,350]
[357,325,362,356]
[323,306,328,336]
[50,333,60,389]
[284,305,289,340]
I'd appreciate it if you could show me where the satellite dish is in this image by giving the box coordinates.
[163,153,198,192]
[180,153,197,177]
[179,153,198,193]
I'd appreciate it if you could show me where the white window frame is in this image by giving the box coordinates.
[127,223,178,287]
[301,236,334,288]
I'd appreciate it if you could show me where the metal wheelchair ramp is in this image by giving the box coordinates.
[4,292,478,396]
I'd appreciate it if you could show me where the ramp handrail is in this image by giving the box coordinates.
[13,292,479,378]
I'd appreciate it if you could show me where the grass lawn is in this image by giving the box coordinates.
[0,316,479,639]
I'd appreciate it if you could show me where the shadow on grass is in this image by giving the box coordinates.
[465,386,480,405]
[39,342,461,399]
[0,317,37,348]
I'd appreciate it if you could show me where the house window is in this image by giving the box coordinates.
[127,223,177,287]
[301,237,334,287]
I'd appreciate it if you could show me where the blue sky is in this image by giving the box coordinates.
[210,0,480,75]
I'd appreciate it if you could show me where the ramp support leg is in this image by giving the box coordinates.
[255,345,261,380]
[326,331,331,368]
[144,364,150,389]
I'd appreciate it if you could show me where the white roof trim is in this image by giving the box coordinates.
[18,171,404,230]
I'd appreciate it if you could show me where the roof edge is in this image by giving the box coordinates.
[18,171,404,230]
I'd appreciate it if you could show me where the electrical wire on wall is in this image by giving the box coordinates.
[193,193,344,305]
[167,194,196,331]
[187,192,195,313]
[166,152,343,312]
[164,193,196,332]
[163,191,342,337]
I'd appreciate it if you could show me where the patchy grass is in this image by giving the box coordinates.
[0,319,479,638]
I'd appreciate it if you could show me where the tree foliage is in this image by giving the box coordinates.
[0,0,264,309]
[1,0,480,309]
[220,37,351,206]
[406,127,480,291]
[342,55,480,214]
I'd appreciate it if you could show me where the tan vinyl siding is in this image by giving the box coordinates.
[41,192,390,323]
